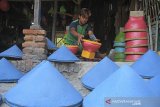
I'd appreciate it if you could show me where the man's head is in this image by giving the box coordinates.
[79,8,91,25]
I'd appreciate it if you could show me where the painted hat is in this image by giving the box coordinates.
[125,47,148,54]
[114,32,125,43]
[125,32,148,41]
[81,57,119,90]
[47,46,80,62]
[131,50,160,78]
[125,40,148,48]
[18,60,47,83]
[83,65,155,107]
[82,39,101,52]
[0,58,23,82]
[113,42,125,47]
[0,95,2,105]
[124,16,147,32]
[114,52,126,59]
[148,74,160,96]
[66,45,79,54]
[114,58,125,62]
[0,45,23,58]
[4,61,82,107]
[125,55,142,62]
[46,37,58,50]
[114,47,125,53]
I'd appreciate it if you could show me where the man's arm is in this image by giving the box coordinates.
[70,27,84,45]
[70,27,84,38]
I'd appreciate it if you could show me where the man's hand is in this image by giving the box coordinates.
[78,34,84,45]
[89,34,97,41]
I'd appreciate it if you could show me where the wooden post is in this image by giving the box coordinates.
[51,0,58,42]
[30,0,41,29]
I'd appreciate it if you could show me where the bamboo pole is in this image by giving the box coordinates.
[51,0,58,42]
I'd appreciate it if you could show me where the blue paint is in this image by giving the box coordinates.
[81,57,119,90]
[4,61,82,107]
[48,46,80,62]
[0,45,23,58]
[0,58,23,82]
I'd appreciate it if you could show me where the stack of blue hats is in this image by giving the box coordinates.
[83,65,155,107]
[131,50,160,78]
[4,61,82,107]
[81,57,119,90]
[48,46,80,62]
[0,45,23,58]
[0,58,23,82]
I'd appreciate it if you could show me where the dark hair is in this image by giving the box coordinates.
[79,8,91,18]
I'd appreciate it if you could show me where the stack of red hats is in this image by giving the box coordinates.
[124,11,148,62]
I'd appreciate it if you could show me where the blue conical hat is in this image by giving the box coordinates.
[47,46,80,62]
[0,45,23,58]
[4,61,82,107]
[83,65,155,107]
[148,74,160,96]
[18,60,47,83]
[46,37,58,50]
[131,50,160,78]
[0,95,2,105]
[0,58,24,82]
[81,57,119,90]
